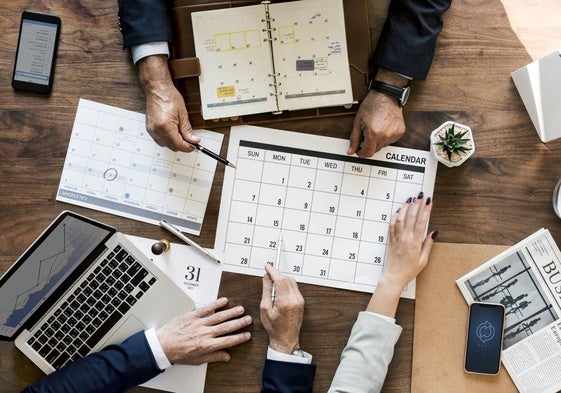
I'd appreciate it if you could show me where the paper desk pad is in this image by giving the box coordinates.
[215,125,437,298]
[412,242,517,392]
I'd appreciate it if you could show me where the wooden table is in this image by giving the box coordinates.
[1,0,561,392]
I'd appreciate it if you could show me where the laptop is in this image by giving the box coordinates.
[0,211,195,374]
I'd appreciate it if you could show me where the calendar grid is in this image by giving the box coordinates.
[225,140,426,282]
[57,99,223,235]
[299,161,323,277]
[216,126,437,298]
[278,153,295,270]
[354,162,376,283]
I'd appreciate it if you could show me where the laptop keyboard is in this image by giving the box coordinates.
[26,244,157,370]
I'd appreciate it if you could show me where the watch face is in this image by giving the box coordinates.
[400,86,410,106]
[292,349,305,357]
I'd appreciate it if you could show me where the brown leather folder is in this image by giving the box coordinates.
[170,0,372,128]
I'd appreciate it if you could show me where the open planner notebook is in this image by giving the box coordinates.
[191,0,353,119]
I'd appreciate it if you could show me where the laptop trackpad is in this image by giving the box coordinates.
[99,315,146,348]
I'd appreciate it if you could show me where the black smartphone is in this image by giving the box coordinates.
[12,11,61,94]
[464,302,506,375]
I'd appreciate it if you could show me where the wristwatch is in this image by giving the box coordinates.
[368,79,410,107]
[292,348,306,358]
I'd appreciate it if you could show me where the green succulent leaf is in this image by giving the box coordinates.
[434,123,472,159]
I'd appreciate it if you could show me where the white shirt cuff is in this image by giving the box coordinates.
[364,311,396,324]
[145,327,173,370]
[266,346,313,364]
[396,72,413,80]
[131,42,170,65]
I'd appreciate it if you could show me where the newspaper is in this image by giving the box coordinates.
[456,228,561,393]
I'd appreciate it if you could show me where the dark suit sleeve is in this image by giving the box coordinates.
[372,0,452,80]
[117,0,173,48]
[22,331,163,393]
[260,359,316,393]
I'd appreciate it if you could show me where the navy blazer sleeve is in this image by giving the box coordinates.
[23,336,315,393]
[22,331,163,393]
[261,359,316,393]
[372,0,452,80]
[116,0,449,78]
[117,0,173,48]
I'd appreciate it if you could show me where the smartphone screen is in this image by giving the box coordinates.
[464,302,505,375]
[12,11,61,94]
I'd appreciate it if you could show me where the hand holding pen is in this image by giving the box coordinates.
[271,232,283,302]
[260,263,305,355]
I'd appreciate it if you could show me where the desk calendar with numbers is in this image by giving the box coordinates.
[57,99,223,236]
[215,125,438,298]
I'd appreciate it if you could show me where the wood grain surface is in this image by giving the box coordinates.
[1,0,560,392]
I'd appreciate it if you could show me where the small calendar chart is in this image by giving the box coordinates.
[215,125,438,298]
[57,99,223,236]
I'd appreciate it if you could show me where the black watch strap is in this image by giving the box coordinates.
[368,80,410,106]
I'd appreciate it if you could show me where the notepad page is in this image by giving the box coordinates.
[191,5,278,119]
[270,0,353,111]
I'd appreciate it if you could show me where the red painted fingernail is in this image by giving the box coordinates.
[431,230,439,240]
[425,197,432,206]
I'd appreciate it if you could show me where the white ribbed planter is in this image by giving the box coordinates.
[430,121,475,167]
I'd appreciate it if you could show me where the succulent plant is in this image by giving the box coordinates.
[433,123,472,160]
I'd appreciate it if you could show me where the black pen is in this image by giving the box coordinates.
[189,142,236,168]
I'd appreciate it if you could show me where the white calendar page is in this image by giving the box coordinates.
[215,125,438,298]
[57,99,223,236]
[271,0,353,110]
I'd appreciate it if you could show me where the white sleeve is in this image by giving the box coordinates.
[328,312,402,393]
[266,346,313,365]
[144,327,172,370]
[363,311,396,324]
[131,42,170,65]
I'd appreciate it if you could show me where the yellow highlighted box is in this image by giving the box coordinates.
[217,85,236,98]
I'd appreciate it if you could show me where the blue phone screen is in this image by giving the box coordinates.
[465,302,505,374]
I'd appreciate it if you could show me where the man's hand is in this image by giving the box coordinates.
[348,91,405,157]
[156,297,252,365]
[260,264,304,354]
[137,55,200,152]
[347,69,408,158]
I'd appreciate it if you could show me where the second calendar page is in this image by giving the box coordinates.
[215,125,437,298]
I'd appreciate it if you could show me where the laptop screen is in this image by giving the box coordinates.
[0,212,113,339]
